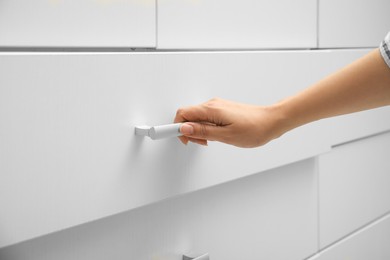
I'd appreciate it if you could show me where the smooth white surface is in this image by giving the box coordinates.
[1,50,390,247]
[0,159,318,260]
[319,131,390,248]
[319,0,390,48]
[0,0,156,47]
[310,214,390,260]
[157,0,317,49]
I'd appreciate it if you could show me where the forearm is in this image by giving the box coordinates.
[274,49,390,134]
[176,48,390,148]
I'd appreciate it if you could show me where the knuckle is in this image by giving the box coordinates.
[199,124,208,138]
[204,99,219,109]
[176,107,185,117]
[207,97,221,106]
[209,97,221,102]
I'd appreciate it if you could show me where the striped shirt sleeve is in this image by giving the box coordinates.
[380,32,390,69]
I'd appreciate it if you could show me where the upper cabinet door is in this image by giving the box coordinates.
[319,0,390,48]
[157,0,317,49]
[0,0,156,48]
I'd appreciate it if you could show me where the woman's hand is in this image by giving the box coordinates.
[174,98,286,148]
[174,49,390,148]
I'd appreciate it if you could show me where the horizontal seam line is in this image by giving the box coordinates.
[0,47,375,53]
[305,210,390,260]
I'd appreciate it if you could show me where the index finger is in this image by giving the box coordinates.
[174,105,209,124]
[174,105,208,145]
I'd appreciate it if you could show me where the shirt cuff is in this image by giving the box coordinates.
[380,32,390,69]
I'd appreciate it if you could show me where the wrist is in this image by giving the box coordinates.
[267,100,300,138]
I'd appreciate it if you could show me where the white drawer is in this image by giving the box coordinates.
[311,214,390,260]
[319,0,390,48]
[0,0,156,48]
[1,49,387,248]
[319,131,390,248]
[316,106,390,148]
[0,159,318,260]
[157,0,317,49]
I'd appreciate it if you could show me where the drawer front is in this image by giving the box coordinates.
[319,0,390,48]
[316,106,390,147]
[157,0,317,49]
[312,214,390,260]
[1,49,388,248]
[0,0,156,48]
[0,159,318,260]
[319,131,390,248]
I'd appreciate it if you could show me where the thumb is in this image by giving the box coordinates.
[180,122,226,141]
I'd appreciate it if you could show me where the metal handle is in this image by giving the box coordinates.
[183,253,209,260]
[134,123,182,140]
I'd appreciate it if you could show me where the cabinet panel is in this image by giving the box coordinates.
[157,0,317,49]
[1,49,389,248]
[319,132,390,248]
[0,159,318,260]
[0,0,156,48]
[319,0,390,48]
[311,214,390,260]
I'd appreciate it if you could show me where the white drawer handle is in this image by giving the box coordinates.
[135,123,182,140]
[183,253,209,260]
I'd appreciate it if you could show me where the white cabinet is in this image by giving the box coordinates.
[319,0,390,48]
[157,0,317,49]
[2,49,390,248]
[0,0,156,48]
[319,131,390,248]
[0,159,318,260]
[311,214,390,260]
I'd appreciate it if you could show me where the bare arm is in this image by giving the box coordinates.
[175,49,390,148]
[277,49,390,133]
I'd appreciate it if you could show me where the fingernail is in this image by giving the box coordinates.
[180,123,194,135]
